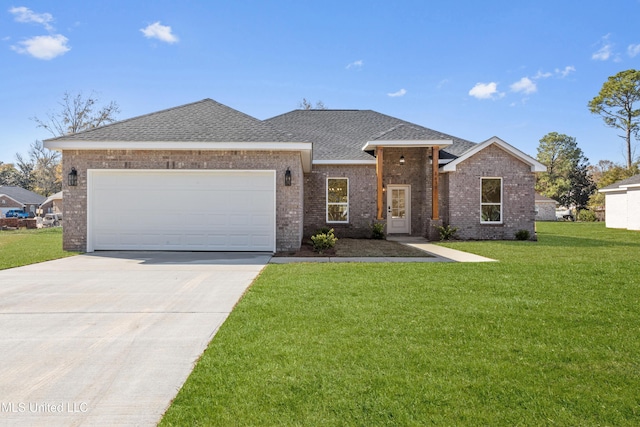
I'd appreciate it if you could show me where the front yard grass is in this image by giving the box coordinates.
[161,222,640,426]
[0,228,76,270]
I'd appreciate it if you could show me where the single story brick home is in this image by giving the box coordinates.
[599,173,640,231]
[40,191,63,215]
[0,186,45,217]
[44,98,545,253]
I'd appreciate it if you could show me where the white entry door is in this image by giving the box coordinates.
[386,185,410,234]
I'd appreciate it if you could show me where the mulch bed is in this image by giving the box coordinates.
[274,238,432,258]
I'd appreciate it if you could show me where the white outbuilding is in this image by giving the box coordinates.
[599,174,640,231]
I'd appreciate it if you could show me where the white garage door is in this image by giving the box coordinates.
[88,170,275,252]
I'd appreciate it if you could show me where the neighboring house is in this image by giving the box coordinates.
[44,99,545,253]
[40,191,63,215]
[599,173,640,231]
[0,186,45,218]
[534,194,558,221]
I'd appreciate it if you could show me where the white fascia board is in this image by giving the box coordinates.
[44,140,313,172]
[441,136,546,173]
[622,183,640,189]
[361,139,453,151]
[599,187,627,194]
[313,159,377,165]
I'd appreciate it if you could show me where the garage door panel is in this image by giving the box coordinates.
[89,170,275,252]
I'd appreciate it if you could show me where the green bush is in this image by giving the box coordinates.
[515,229,530,240]
[311,229,338,253]
[438,224,458,241]
[371,222,385,240]
[577,209,597,222]
[313,226,332,236]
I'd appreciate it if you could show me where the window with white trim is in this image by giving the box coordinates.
[481,177,502,223]
[327,177,349,223]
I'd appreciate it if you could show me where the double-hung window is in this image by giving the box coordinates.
[327,177,349,223]
[481,177,502,223]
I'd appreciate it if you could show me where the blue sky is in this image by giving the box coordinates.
[1,1,639,165]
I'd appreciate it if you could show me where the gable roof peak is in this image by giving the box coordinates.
[44,98,297,143]
[441,136,546,173]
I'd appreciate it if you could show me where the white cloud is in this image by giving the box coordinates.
[628,44,640,57]
[511,77,537,94]
[534,70,552,79]
[9,6,54,31]
[468,82,501,99]
[11,34,70,60]
[346,59,363,69]
[592,45,612,60]
[556,65,576,78]
[592,35,614,60]
[436,78,450,89]
[140,22,179,44]
[387,88,407,97]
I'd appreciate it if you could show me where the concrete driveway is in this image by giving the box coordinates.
[0,251,270,426]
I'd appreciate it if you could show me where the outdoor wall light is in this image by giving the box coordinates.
[399,155,405,165]
[284,168,292,186]
[68,167,78,186]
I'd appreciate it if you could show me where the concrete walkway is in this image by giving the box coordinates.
[388,236,497,262]
[0,251,270,427]
[271,237,496,263]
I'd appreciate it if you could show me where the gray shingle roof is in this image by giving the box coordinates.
[600,173,640,191]
[265,109,476,161]
[45,99,297,143]
[0,186,45,204]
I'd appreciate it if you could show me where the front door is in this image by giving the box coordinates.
[386,185,411,234]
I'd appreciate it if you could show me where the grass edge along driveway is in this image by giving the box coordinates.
[0,228,77,270]
[161,222,640,426]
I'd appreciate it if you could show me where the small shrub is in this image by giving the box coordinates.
[515,229,530,240]
[314,226,332,236]
[438,225,458,241]
[577,209,597,222]
[311,229,338,253]
[371,222,385,240]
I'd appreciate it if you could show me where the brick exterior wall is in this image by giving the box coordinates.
[304,148,445,240]
[1,195,22,214]
[303,164,377,238]
[62,150,304,252]
[445,144,536,240]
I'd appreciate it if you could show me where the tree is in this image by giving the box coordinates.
[33,90,120,137]
[298,98,327,110]
[588,69,640,169]
[0,162,20,186]
[587,159,640,209]
[535,132,595,211]
[16,140,62,196]
[19,91,120,196]
[13,154,36,191]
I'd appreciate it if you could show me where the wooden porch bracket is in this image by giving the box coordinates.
[376,147,384,219]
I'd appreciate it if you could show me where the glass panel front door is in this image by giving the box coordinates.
[386,185,410,233]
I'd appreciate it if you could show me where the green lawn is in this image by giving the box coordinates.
[0,228,77,270]
[161,222,640,426]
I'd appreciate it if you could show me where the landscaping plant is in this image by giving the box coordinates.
[370,222,385,239]
[310,228,337,253]
[437,224,458,240]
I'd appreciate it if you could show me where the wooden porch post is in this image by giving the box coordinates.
[432,146,439,220]
[376,147,384,219]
